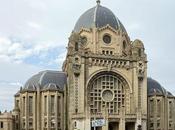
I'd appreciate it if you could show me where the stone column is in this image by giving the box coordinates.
[119,106,125,130]
[61,95,64,130]
[173,98,175,130]
[37,87,41,130]
[102,108,108,130]
[119,118,125,130]
[34,92,37,130]
[26,92,29,130]
[154,95,157,130]
[135,77,143,130]
[48,92,50,130]
[164,93,168,130]
[55,91,58,130]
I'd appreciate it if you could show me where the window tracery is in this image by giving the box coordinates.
[88,72,130,114]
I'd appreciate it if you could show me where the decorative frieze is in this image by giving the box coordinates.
[89,57,130,69]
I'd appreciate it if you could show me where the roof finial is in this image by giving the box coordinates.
[96,0,100,4]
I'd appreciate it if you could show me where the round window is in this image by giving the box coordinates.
[102,89,114,102]
[103,34,111,44]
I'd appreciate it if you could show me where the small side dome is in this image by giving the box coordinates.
[147,78,166,96]
[132,39,144,48]
[23,70,67,92]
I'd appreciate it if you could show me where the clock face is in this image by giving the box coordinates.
[81,36,87,45]
[103,34,111,44]
[102,89,114,102]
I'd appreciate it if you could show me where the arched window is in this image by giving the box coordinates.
[75,42,79,51]
[149,99,154,116]
[87,72,130,114]
[44,96,47,115]
[51,95,55,114]
[169,101,173,119]
[123,41,127,50]
[138,49,142,57]
[23,97,25,116]
[157,99,161,117]
[0,122,3,128]
[29,96,33,116]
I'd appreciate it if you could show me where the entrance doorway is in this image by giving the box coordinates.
[91,126,102,130]
[125,122,135,130]
[108,122,119,130]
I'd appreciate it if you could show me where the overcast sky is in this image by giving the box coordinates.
[0,0,175,111]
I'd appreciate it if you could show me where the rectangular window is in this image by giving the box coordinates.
[16,115,18,120]
[169,121,172,128]
[0,122,3,128]
[44,96,47,114]
[51,121,55,128]
[16,123,18,129]
[44,122,47,127]
[51,95,55,114]
[149,99,154,116]
[16,100,19,108]
[29,96,33,116]
[157,99,161,117]
[169,101,172,119]
[29,122,33,128]
[23,120,25,128]
[58,96,60,115]
[23,97,25,116]
[150,122,154,128]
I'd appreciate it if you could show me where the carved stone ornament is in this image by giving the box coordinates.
[72,63,81,76]
[137,61,145,78]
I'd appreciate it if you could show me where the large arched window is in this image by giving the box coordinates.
[87,71,130,115]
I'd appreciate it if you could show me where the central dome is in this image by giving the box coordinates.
[74,4,127,33]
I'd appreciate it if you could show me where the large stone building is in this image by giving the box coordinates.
[0,1,175,130]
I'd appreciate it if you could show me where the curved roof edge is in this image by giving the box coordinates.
[22,70,67,92]
[147,77,174,97]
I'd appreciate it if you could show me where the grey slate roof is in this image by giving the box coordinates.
[74,4,127,33]
[23,70,67,92]
[147,78,166,96]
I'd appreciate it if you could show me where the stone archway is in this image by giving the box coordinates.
[87,71,130,115]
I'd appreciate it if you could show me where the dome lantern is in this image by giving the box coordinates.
[96,0,100,5]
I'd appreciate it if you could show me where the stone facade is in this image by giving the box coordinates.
[0,1,175,130]
[63,27,148,130]
[147,80,175,130]
[0,111,14,130]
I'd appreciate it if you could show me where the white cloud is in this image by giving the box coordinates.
[0,37,11,54]
[27,22,42,30]
[0,59,45,111]
[0,36,66,111]
[0,36,64,63]
[9,82,23,86]
[127,23,142,31]
[54,51,66,64]
[24,0,48,11]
